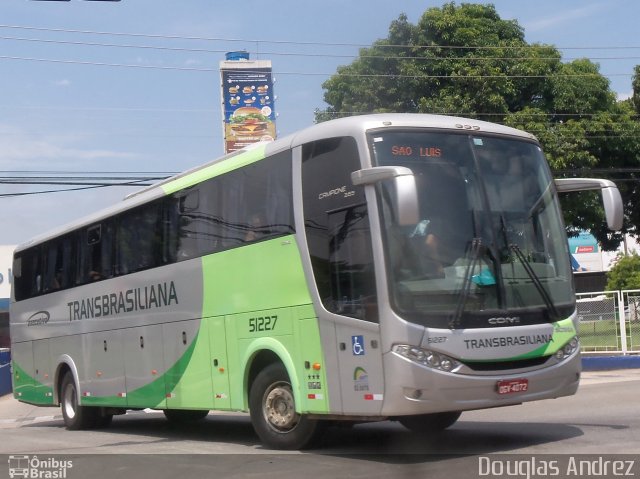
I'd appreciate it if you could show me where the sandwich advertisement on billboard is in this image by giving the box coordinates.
[221,59,276,153]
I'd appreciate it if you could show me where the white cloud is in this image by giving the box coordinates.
[0,124,144,244]
[525,3,607,33]
[54,79,71,87]
[1,186,126,245]
[0,124,138,170]
[617,91,633,101]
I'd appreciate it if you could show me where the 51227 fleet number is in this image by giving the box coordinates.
[249,315,278,333]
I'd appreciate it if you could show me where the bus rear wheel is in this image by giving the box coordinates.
[397,411,462,433]
[60,372,105,430]
[249,363,322,450]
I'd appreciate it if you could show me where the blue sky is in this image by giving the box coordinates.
[0,0,638,245]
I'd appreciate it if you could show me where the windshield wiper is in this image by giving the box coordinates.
[449,238,483,329]
[509,244,560,321]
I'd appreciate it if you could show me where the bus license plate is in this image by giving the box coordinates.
[497,378,529,395]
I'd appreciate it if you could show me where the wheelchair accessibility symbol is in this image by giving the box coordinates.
[352,335,365,356]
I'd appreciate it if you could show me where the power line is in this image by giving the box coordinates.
[7,164,640,199]
[6,170,640,199]
[0,54,217,72]
[2,34,640,63]
[0,54,635,78]
[0,175,167,198]
[1,24,640,51]
[2,105,634,118]
[0,179,164,186]
[0,170,177,174]
[1,184,110,197]
[315,111,640,120]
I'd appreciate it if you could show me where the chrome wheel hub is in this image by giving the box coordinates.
[263,382,299,432]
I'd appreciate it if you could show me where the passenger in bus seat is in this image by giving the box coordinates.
[244,213,266,242]
[89,270,102,282]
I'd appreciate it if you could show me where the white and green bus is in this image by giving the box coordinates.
[10,114,622,449]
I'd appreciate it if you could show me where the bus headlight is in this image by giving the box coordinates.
[392,344,460,372]
[555,336,579,360]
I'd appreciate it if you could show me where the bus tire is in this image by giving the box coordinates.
[93,410,114,429]
[59,372,99,430]
[163,409,209,422]
[249,363,322,450]
[397,411,461,433]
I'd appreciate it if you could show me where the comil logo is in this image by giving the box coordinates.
[8,455,73,478]
[26,311,50,327]
[488,316,520,326]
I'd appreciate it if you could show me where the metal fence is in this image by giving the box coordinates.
[576,290,640,355]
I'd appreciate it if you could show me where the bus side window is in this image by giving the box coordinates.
[239,151,295,245]
[81,223,113,283]
[302,137,378,322]
[162,196,180,265]
[116,204,163,275]
[174,151,294,258]
[175,186,218,259]
[43,239,73,292]
[13,250,42,300]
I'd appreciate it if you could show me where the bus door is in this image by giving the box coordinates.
[301,136,384,415]
[327,204,384,415]
[334,322,384,415]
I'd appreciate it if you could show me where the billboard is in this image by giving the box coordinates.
[220,56,276,153]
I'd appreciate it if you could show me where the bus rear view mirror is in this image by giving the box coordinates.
[352,166,419,226]
[555,178,623,231]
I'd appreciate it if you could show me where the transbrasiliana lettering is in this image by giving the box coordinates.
[464,334,552,349]
[66,281,178,321]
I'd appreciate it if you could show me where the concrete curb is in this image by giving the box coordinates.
[582,355,640,371]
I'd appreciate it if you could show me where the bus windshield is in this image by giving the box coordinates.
[370,130,575,329]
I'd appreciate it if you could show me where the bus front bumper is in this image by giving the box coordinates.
[380,349,581,416]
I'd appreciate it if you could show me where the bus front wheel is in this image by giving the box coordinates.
[397,411,462,433]
[60,372,105,430]
[249,363,322,450]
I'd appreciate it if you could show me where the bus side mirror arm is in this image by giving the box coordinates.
[554,178,624,231]
[352,166,419,226]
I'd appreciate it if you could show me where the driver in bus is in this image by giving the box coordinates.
[411,163,470,277]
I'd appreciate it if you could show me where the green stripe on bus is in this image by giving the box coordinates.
[12,362,53,406]
[161,145,267,196]
[82,330,199,408]
[511,317,578,360]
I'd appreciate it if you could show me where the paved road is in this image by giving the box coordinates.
[1,369,639,478]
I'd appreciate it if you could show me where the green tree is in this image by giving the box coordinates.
[606,253,640,290]
[631,65,640,115]
[317,2,640,249]
[318,3,560,121]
